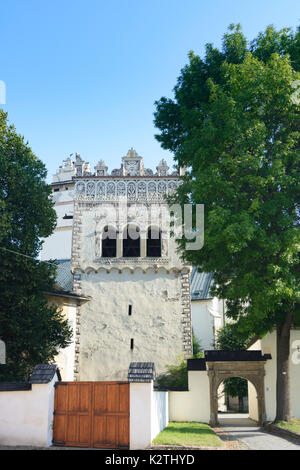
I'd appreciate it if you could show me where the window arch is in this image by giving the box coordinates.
[123,224,140,257]
[102,226,117,257]
[147,226,162,257]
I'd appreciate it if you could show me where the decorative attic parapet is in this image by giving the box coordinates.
[53,157,76,183]
[128,362,155,383]
[29,364,61,384]
[156,159,169,176]
[122,148,144,176]
[75,153,91,177]
[52,148,182,183]
[94,159,108,176]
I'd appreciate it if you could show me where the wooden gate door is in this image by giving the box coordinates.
[53,381,130,448]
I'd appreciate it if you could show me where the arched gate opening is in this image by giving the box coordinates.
[204,350,271,426]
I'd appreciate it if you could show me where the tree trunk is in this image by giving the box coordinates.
[275,312,293,422]
[238,396,244,413]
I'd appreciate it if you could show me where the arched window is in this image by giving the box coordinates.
[147,227,161,257]
[123,225,140,257]
[102,226,117,257]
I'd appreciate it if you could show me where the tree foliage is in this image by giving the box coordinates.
[157,334,203,389]
[192,331,203,358]
[223,377,248,405]
[156,357,188,389]
[215,323,250,351]
[154,24,300,420]
[154,23,300,339]
[216,323,249,403]
[0,110,72,380]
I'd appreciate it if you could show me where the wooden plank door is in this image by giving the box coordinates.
[53,381,130,448]
[92,382,130,448]
[53,382,91,447]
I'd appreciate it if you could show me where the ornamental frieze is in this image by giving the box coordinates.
[74,179,181,201]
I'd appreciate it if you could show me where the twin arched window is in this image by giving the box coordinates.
[101,225,162,258]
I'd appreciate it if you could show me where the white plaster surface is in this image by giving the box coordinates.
[152,391,169,440]
[191,297,225,351]
[40,188,74,261]
[41,227,73,260]
[191,300,215,350]
[130,382,153,450]
[248,381,259,421]
[55,304,76,381]
[130,383,169,450]
[78,269,187,380]
[0,373,58,447]
[169,371,210,423]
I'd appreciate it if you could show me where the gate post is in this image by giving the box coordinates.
[254,371,267,426]
[128,362,155,450]
[208,366,219,427]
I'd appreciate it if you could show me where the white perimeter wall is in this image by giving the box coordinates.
[152,391,169,441]
[248,330,300,421]
[130,382,169,450]
[130,382,152,450]
[0,374,57,447]
[169,371,210,423]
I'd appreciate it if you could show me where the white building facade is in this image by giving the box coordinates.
[69,149,193,380]
[41,149,224,381]
[190,269,225,350]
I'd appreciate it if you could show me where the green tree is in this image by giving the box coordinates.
[215,323,250,351]
[222,377,248,413]
[192,331,203,358]
[157,334,203,389]
[0,110,72,380]
[250,24,300,71]
[156,357,188,389]
[154,25,300,421]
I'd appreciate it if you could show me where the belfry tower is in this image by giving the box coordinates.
[71,149,192,380]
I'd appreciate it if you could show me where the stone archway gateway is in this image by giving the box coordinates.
[204,350,272,426]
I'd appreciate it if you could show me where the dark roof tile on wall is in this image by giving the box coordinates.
[128,362,155,382]
[29,364,61,384]
[0,382,32,391]
[204,350,272,362]
[187,358,207,371]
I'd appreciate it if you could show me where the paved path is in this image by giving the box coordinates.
[215,414,300,450]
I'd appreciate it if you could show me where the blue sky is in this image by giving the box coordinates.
[1,0,299,180]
